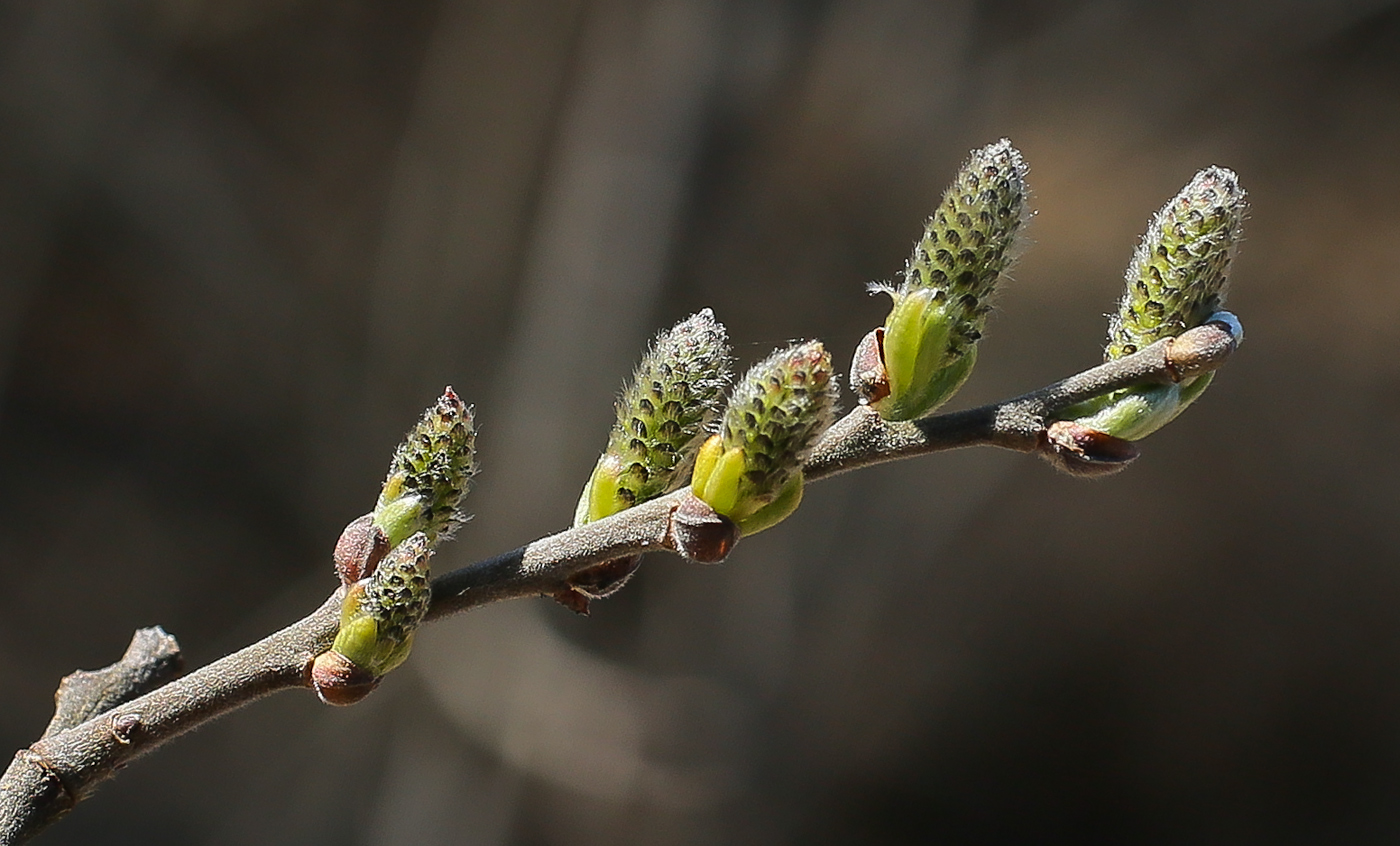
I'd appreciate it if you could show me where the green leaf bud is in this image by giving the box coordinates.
[1065,167,1247,442]
[863,139,1029,421]
[374,387,476,548]
[575,309,731,526]
[328,532,433,679]
[691,340,837,534]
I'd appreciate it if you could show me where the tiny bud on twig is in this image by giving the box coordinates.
[1040,421,1140,477]
[332,514,390,586]
[310,650,379,707]
[667,492,738,563]
[1164,312,1242,383]
[850,327,889,406]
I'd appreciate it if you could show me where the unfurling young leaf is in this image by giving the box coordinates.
[1064,167,1247,443]
[856,139,1029,421]
[692,340,837,535]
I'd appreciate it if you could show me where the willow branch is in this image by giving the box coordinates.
[0,319,1237,845]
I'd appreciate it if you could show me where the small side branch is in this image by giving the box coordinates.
[804,321,1237,480]
[0,595,343,845]
[43,628,184,741]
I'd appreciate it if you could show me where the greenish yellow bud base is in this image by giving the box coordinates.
[874,288,978,422]
[691,434,805,535]
[1066,373,1214,442]
[577,454,629,526]
[734,474,803,535]
[372,494,426,549]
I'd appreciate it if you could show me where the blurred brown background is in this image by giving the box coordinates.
[3,0,1399,843]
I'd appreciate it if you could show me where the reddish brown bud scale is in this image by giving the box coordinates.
[110,713,141,745]
[567,555,642,601]
[1164,320,1239,383]
[851,327,889,406]
[550,588,593,616]
[668,493,739,563]
[1040,421,1140,477]
[333,514,391,585]
[310,650,381,706]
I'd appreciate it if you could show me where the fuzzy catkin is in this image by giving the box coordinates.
[1107,166,1246,359]
[376,388,476,545]
[601,309,730,508]
[899,138,1029,356]
[718,340,837,503]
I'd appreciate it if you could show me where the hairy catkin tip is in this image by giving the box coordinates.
[376,388,477,545]
[900,138,1029,348]
[870,140,1030,422]
[705,340,837,513]
[1107,166,1248,360]
[581,309,733,525]
[610,308,731,465]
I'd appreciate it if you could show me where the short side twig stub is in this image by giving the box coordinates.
[0,595,343,846]
[43,627,184,740]
[803,322,1237,481]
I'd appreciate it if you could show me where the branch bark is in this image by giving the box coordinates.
[0,597,342,845]
[42,627,184,741]
[0,320,1237,845]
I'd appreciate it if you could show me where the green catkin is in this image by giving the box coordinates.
[692,341,837,534]
[575,309,731,525]
[870,139,1029,421]
[1068,166,1247,441]
[374,388,477,547]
